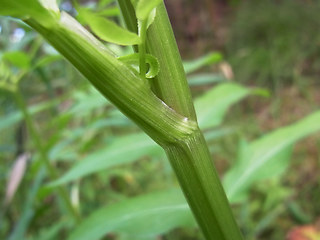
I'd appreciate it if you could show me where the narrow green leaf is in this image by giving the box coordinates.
[118,53,159,78]
[48,133,163,186]
[2,51,31,69]
[68,189,195,240]
[34,54,63,68]
[136,0,162,20]
[0,100,59,131]
[97,7,120,17]
[187,73,225,86]
[224,110,320,203]
[68,87,110,117]
[0,0,59,24]
[195,83,257,129]
[78,8,141,45]
[48,116,132,161]
[183,52,223,74]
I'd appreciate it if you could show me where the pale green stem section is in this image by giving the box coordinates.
[146,3,197,121]
[116,1,244,239]
[13,88,81,223]
[117,1,196,120]
[25,13,196,145]
[24,4,243,238]
[164,132,243,239]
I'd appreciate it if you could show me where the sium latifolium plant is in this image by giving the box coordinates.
[0,0,243,239]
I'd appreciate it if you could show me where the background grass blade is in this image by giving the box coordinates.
[224,110,320,203]
[195,83,266,129]
[48,133,163,186]
[0,100,59,131]
[183,52,223,74]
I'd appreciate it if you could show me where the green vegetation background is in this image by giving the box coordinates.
[1,0,320,239]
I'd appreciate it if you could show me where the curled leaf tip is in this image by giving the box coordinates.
[118,53,160,78]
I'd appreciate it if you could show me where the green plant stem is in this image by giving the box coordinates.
[25,14,196,145]
[164,131,243,239]
[117,2,244,239]
[138,19,147,78]
[116,0,138,52]
[13,88,81,223]
[116,0,138,33]
[25,9,243,239]
[117,0,196,121]
[146,3,197,120]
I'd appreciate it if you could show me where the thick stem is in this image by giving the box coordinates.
[117,1,244,239]
[117,0,197,121]
[164,130,243,240]
[146,3,197,121]
[25,13,196,145]
[13,88,81,223]
[24,5,243,239]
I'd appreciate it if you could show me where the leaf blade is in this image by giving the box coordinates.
[0,0,59,24]
[224,110,320,203]
[48,133,163,186]
[68,189,194,240]
[183,52,223,74]
[78,8,141,46]
[195,83,252,129]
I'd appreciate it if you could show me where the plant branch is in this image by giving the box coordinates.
[25,13,196,145]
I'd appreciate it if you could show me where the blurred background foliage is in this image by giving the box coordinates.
[0,0,320,239]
